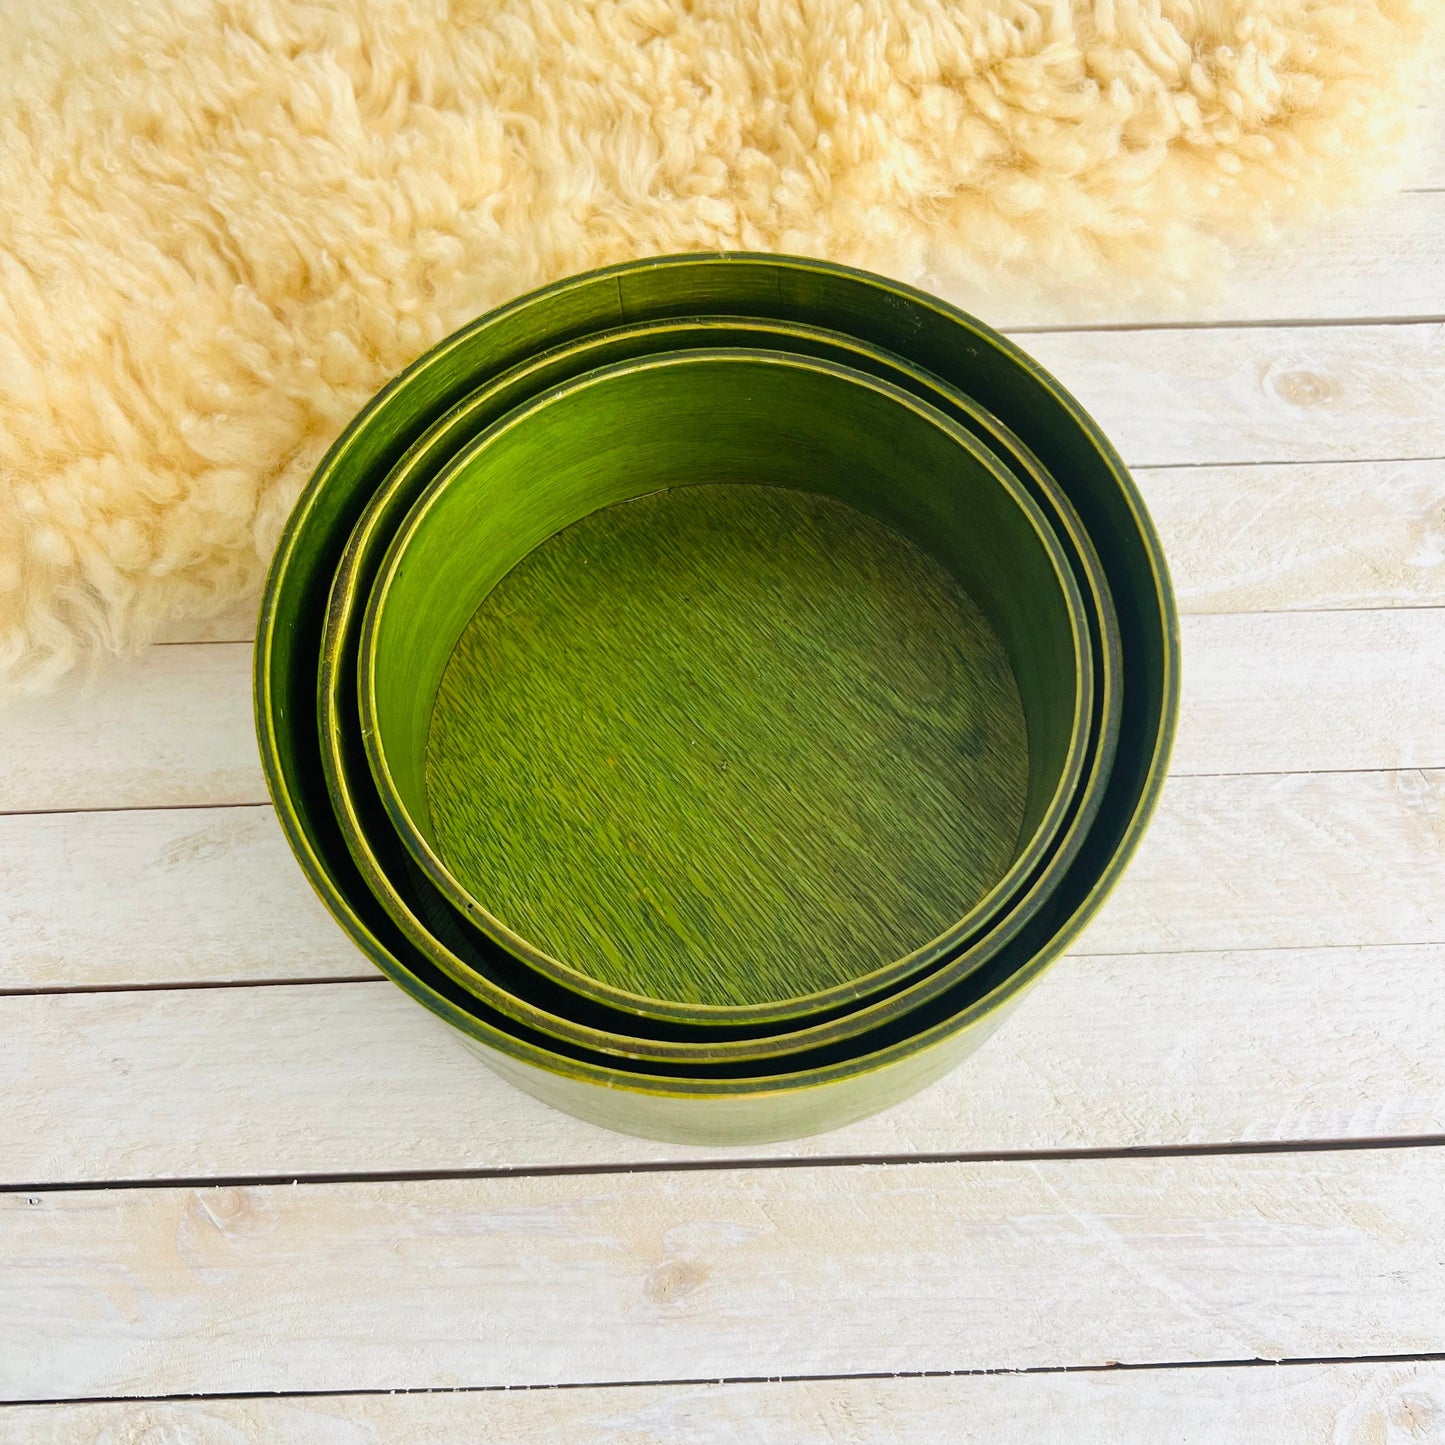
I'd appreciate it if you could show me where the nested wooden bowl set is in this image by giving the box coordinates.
[255,254,1179,1145]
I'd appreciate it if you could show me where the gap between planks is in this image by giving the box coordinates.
[6,1359,1445,1445]
[1008,313,1445,335]
[0,974,382,999]
[11,1350,1445,1405]
[6,1133,1445,1200]
[4,925,1440,1001]
[0,931,1434,998]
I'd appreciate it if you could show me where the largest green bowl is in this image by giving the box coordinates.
[256,253,1178,1145]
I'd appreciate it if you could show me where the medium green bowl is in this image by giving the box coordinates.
[256,253,1177,1145]
[319,317,1121,1063]
[358,346,1093,1035]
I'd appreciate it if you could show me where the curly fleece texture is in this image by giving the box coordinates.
[0,0,1439,693]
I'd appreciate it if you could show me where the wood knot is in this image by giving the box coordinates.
[179,1187,275,1257]
[644,1258,708,1305]
[190,1187,253,1234]
[1269,367,1338,409]
[1392,1390,1443,1437]
[156,816,257,868]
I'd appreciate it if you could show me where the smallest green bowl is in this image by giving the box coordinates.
[359,347,1092,1027]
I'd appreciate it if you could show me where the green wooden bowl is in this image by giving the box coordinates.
[255,253,1177,1144]
[358,347,1093,1033]
[319,317,1121,1063]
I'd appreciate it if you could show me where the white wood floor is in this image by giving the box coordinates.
[3,123,1445,1442]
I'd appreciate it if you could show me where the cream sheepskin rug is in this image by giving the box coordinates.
[1,0,1439,693]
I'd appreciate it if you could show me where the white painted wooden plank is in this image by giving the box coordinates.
[3,942,1440,1185]
[3,768,1440,992]
[1173,609,1445,775]
[1093,768,1445,958]
[0,644,262,812]
[1026,322,1445,468]
[1137,457,1445,614]
[4,1150,1442,1399]
[1175,191,1445,326]
[942,189,1445,330]
[8,605,1444,816]
[4,1361,1442,1444]
[132,457,1445,648]
[0,807,360,990]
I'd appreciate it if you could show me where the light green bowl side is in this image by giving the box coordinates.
[465,994,1023,1145]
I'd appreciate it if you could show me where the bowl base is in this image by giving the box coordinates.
[425,481,1029,1010]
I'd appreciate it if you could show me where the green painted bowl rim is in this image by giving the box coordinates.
[356,345,1096,1031]
[321,316,1121,1061]
[255,251,1178,1103]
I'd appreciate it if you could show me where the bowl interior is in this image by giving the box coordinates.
[361,348,1090,1016]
